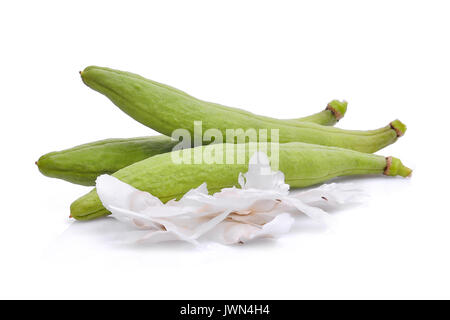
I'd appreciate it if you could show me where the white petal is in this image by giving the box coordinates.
[282,197,329,222]
[205,213,294,244]
[240,152,290,193]
[228,210,279,225]
[294,183,367,206]
[204,221,261,245]
[94,151,366,246]
[249,213,295,241]
[96,175,162,213]
[107,205,163,230]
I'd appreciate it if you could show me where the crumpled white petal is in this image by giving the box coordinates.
[96,152,365,245]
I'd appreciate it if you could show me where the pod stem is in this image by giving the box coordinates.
[294,100,347,126]
[384,156,412,177]
[326,100,347,121]
[390,119,407,137]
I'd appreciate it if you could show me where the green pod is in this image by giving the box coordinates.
[36,136,179,186]
[81,66,405,153]
[85,66,348,127]
[36,103,345,186]
[70,142,412,221]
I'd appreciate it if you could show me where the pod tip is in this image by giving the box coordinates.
[390,119,407,137]
[35,158,43,169]
[385,156,412,177]
[327,100,347,121]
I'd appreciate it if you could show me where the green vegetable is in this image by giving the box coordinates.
[36,103,345,186]
[70,142,412,221]
[80,66,405,153]
[36,136,179,186]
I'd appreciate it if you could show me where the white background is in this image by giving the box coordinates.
[1,0,449,299]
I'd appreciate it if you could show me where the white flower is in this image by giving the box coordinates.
[96,152,364,245]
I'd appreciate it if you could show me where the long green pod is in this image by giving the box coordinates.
[80,66,405,153]
[85,66,348,127]
[70,142,412,221]
[36,103,345,186]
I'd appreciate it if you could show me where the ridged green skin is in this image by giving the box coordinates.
[36,104,344,186]
[37,136,178,186]
[70,142,411,221]
[81,66,404,153]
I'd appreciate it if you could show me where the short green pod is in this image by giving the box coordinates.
[70,142,412,221]
[36,136,179,186]
[36,103,345,186]
[80,66,404,153]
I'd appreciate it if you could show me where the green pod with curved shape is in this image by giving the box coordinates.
[86,66,348,127]
[80,66,404,153]
[70,142,412,221]
[36,102,345,186]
